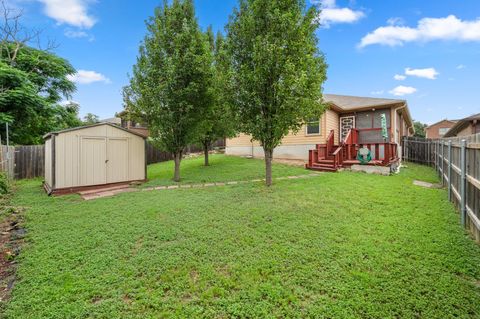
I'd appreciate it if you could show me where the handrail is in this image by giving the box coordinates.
[343,128,359,145]
[326,130,335,154]
[332,146,343,169]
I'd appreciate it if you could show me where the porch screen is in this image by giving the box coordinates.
[356,110,391,144]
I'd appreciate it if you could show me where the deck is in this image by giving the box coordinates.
[306,129,399,172]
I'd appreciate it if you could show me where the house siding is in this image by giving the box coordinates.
[425,120,456,139]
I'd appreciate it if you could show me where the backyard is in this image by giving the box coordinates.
[3,155,480,318]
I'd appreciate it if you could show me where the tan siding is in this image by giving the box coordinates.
[325,109,339,144]
[226,110,339,147]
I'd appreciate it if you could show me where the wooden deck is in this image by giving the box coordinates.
[306,129,399,172]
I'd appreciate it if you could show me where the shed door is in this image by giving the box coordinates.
[107,138,129,183]
[80,137,107,186]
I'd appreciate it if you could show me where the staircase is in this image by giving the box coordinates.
[305,128,399,172]
[305,130,343,172]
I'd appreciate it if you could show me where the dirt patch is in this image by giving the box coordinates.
[0,201,26,305]
[272,158,307,167]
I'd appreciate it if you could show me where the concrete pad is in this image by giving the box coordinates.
[350,164,391,176]
[413,180,442,189]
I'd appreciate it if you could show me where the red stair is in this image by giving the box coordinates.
[305,128,399,172]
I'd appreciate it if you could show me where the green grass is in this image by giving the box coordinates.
[143,154,307,187]
[4,157,480,318]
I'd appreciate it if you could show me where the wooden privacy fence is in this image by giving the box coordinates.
[403,134,480,241]
[1,139,227,179]
[0,145,15,179]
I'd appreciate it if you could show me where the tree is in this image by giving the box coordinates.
[124,0,212,182]
[0,1,77,144]
[413,121,427,138]
[197,27,236,166]
[227,0,327,186]
[83,112,100,125]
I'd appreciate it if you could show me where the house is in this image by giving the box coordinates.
[43,123,146,195]
[444,113,480,138]
[116,110,150,137]
[226,94,414,171]
[425,119,457,139]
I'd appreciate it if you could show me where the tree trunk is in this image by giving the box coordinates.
[264,148,273,186]
[203,141,210,166]
[173,151,182,182]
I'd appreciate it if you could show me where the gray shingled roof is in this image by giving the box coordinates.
[444,113,480,137]
[323,94,405,111]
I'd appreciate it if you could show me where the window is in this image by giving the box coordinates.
[438,127,449,136]
[306,118,320,135]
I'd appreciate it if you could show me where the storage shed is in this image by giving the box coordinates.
[43,123,146,195]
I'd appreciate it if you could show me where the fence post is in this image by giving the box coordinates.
[460,139,467,227]
[427,139,430,166]
[447,140,452,202]
[441,140,444,185]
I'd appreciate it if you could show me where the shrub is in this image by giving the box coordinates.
[0,172,10,195]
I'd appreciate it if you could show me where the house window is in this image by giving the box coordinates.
[306,118,320,135]
[438,128,449,136]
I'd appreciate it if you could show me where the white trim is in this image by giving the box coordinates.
[340,116,355,142]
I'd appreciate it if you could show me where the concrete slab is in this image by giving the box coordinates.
[413,180,442,189]
[350,164,391,176]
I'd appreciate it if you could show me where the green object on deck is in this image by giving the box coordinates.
[381,113,388,141]
[357,147,372,164]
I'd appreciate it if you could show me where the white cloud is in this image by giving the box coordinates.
[456,64,466,69]
[312,0,365,27]
[38,0,96,29]
[387,17,405,26]
[64,29,88,38]
[405,67,439,79]
[359,15,480,48]
[389,85,417,96]
[394,74,406,81]
[67,70,111,84]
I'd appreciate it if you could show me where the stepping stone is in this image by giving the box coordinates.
[227,181,238,185]
[155,186,167,190]
[167,185,179,189]
[180,185,192,189]
[413,180,442,189]
[215,182,225,186]
[204,183,215,187]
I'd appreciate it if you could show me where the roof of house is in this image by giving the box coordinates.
[425,119,458,129]
[323,94,406,111]
[43,122,147,139]
[444,113,480,137]
[323,94,413,131]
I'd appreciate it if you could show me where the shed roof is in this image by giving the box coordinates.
[444,113,480,137]
[43,122,147,139]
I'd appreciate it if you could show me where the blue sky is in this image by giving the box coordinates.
[12,0,480,124]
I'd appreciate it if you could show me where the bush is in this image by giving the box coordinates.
[0,172,10,195]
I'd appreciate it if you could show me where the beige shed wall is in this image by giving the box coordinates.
[44,138,52,187]
[53,125,145,189]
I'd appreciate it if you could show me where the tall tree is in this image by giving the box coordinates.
[197,27,236,166]
[227,0,327,186]
[0,1,78,144]
[83,112,100,125]
[413,121,427,138]
[124,0,212,181]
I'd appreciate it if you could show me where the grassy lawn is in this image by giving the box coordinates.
[3,157,480,318]
[143,154,307,187]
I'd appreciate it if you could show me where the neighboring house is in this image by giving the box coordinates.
[444,113,480,138]
[116,110,150,137]
[425,119,457,139]
[226,94,414,171]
